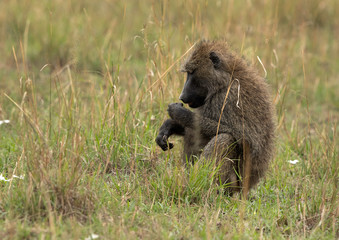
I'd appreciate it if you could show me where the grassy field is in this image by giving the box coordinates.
[0,0,338,239]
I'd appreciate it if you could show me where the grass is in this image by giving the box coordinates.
[0,0,338,239]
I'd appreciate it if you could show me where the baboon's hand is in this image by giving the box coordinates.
[156,119,185,151]
[155,133,174,151]
[167,103,193,127]
[155,119,177,151]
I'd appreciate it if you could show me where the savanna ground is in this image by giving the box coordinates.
[0,0,338,239]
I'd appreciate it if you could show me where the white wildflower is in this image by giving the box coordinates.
[85,234,99,240]
[0,174,10,182]
[0,120,10,125]
[0,173,25,182]
[288,159,299,165]
[13,175,25,179]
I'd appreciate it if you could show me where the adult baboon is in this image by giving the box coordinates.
[156,40,275,194]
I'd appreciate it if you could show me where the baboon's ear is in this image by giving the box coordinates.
[209,52,220,68]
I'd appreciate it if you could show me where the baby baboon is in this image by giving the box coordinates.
[156,40,275,194]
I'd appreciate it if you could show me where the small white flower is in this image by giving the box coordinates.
[13,175,25,179]
[0,174,10,182]
[85,234,99,240]
[0,120,10,125]
[0,173,25,182]
[288,159,299,165]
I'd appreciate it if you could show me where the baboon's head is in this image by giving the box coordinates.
[179,41,237,108]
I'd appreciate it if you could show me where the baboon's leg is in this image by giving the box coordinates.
[242,167,263,191]
[203,134,240,194]
[239,144,267,193]
[183,128,202,164]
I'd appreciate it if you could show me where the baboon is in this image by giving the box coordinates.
[156,40,275,194]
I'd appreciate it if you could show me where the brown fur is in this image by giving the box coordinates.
[156,40,276,194]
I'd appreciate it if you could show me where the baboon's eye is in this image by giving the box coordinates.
[188,69,196,75]
[209,52,220,68]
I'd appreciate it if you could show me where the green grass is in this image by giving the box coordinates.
[0,0,338,239]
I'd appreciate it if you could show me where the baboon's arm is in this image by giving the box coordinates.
[167,103,194,126]
[168,103,233,138]
[197,116,233,138]
[155,119,185,151]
